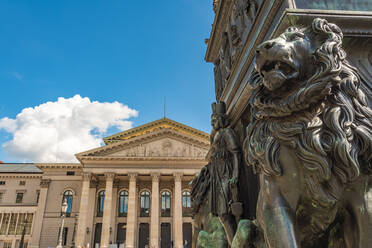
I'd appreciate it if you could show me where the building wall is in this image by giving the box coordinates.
[0,178,40,205]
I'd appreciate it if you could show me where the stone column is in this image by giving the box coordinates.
[30,179,50,248]
[110,180,119,242]
[86,180,97,247]
[75,173,91,248]
[101,173,115,248]
[173,173,183,248]
[125,173,138,248]
[150,173,160,248]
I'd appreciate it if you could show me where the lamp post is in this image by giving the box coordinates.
[57,198,68,248]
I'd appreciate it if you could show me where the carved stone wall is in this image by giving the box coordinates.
[107,137,208,158]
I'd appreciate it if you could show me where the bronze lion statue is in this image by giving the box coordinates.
[243,18,372,247]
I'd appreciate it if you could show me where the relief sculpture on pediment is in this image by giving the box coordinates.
[108,138,207,158]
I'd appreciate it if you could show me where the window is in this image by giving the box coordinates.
[0,213,32,236]
[16,192,24,203]
[0,181,5,185]
[182,191,192,217]
[0,213,10,234]
[97,191,105,217]
[16,213,26,235]
[62,190,73,217]
[19,181,26,186]
[118,190,128,217]
[8,213,17,234]
[140,191,150,217]
[161,191,171,217]
[0,192,3,203]
[66,171,75,176]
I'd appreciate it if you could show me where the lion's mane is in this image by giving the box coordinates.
[244,18,372,234]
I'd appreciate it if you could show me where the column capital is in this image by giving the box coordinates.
[151,173,161,182]
[82,172,91,181]
[173,172,183,182]
[105,172,115,180]
[40,179,51,188]
[128,173,138,182]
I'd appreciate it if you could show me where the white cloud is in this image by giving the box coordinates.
[0,95,138,162]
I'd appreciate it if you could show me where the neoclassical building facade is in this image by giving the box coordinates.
[0,118,209,248]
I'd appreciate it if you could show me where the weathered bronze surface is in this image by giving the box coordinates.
[243,18,372,247]
[192,102,243,246]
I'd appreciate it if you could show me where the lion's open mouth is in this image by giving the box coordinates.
[261,60,295,76]
[258,60,298,91]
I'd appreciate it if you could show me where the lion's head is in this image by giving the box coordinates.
[251,18,350,119]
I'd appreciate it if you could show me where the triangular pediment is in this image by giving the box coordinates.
[75,121,210,162]
[103,117,209,145]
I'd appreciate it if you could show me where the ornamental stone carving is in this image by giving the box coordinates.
[40,179,51,188]
[242,18,372,247]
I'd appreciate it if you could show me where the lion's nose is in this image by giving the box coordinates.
[256,40,275,54]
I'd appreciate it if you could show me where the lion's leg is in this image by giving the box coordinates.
[257,175,300,248]
[257,146,302,248]
[343,178,372,248]
[219,214,237,246]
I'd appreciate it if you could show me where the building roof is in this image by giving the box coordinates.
[0,163,43,174]
[103,117,210,145]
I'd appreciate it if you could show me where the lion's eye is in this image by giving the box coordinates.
[289,32,304,41]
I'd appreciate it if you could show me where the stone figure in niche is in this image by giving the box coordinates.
[192,102,243,246]
[234,0,258,24]
[243,18,372,247]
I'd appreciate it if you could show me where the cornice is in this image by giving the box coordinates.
[76,128,210,159]
[205,0,233,62]
[35,163,82,169]
[79,156,207,163]
[0,174,42,179]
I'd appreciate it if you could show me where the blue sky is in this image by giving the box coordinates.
[0,1,215,162]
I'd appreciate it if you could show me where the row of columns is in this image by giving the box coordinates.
[75,172,184,248]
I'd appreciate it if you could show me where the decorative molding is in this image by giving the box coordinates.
[76,128,209,160]
[82,172,91,181]
[0,174,42,179]
[40,179,51,188]
[173,173,183,182]
[151,173,161,183]
[36,163,82,169]
[79,156,208,162]
[128,173,138,182]
[105,172,115,181]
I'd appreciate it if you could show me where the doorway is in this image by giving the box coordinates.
[116,223,126,246]
[183,223,192,248]
[138,223,149,248]
[93,223,102,248]
[160,223,171,248]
